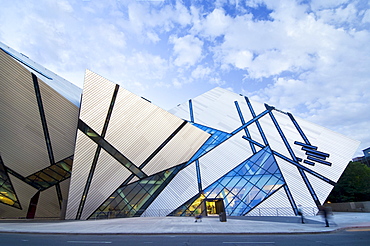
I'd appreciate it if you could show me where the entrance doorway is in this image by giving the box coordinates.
[205,199,225,216]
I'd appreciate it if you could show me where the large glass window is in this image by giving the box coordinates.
[171,146,285,216]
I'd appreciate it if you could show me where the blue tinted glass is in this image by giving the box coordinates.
[225,170,238,177]
[255,175,270,188]
[249,164,260,173]
[267,160,278,173]
[179,146,286,216]
[261,155,275,171]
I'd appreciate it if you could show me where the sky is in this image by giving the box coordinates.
[0,0,369,157]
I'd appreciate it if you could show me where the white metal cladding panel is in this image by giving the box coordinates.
[59,178,71,205]
[246,188,295,216]
[0,50,51,176]
[105,87,184,167]
[0,42,82,107]
[128,176,139,184]
[80,149,132,220]
[144,163,198,215]
[256,113,292,158]
[167,100,191,121]
[189,88,243,133]
[142,124,210,176]
[80,70,116,134]
[1,174,38,218]
[292,116,359,182]
[270,111,343,183]
[248,97,268,117]
[199,132,254,189]
[38,79,79,162]
[275,158,317,209]
[306,172,335,205]
[35,186,60,218]
[65,132,97,219]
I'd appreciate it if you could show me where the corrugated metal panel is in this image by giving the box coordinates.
[0,50,50,176]
[80,70,116,134]
[199,132,254,189]
[142,124,209,176]
[167,100,191,121]
[35,186,60,218]
[38,79,79,162]
[293,116,359,182]
[168,86,359,215]
[189,88,241,133]
[59,178,71,202]
[257,112,292,158]
[128,176,139,184]
[65,132,97,219]
[0,41,82,107]
[246,188,295,216]
[145,163,198,215]
[306,172,335,205]
[275,158,317,209]
[80,149,131,220]
[106,87,183,166]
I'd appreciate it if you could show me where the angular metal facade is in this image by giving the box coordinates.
[0,42,360,220]
[0,43,80,218]
[168,88,360,216]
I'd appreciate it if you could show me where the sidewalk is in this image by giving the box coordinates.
[0,212,369,235]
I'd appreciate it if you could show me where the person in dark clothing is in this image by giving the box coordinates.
[297,205,304,224]
[195,214,202,222]
[319,205,331,227]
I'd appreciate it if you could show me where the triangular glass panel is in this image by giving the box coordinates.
[187,123,232,164]
[196,146,285,216]
[169,193,205,217]
[90,164,184,219]
[0,155,22,209]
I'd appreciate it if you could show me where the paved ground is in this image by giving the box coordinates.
[0,212,369,235]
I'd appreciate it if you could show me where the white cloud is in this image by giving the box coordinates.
[1,0,369,156]
[362,9,370,23]
[172,78,182,88]
[170,34,203,67]
[195,8,232,37]
[191,65,212,79]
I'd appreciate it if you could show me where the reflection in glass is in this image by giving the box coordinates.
[171,146,285,216]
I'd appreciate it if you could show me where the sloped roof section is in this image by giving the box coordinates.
[0,41,82,107]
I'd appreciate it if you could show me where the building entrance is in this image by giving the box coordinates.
[205,199,224,216]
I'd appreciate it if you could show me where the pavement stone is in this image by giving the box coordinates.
[0,212,369,235]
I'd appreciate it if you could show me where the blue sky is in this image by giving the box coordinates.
[0,0,369,157]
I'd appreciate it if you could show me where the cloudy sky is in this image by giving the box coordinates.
[0,0,369,157]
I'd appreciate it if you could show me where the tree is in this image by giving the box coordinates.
[326,161,370,203]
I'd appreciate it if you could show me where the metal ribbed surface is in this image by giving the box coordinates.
[35,186,60,218]
[80,70,116,134]
[80,149,131,220]
[38,79,79,162]
[142,124,210,176]
[106,87,184,166]
[0,50,50,176]
[145,163,198,215]
[189,89,241,133]
[199,132,254,189]
[293,116,360,182]
[275,158,317,209]
[170,87,359,213]
[306,172,335,205]
[65,132,97,219]
[257,113,292,159]
[246,188,294,216]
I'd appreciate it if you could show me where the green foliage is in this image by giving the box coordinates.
[327,161,370,203]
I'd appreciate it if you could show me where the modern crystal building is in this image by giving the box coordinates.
[0,42,360,220]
